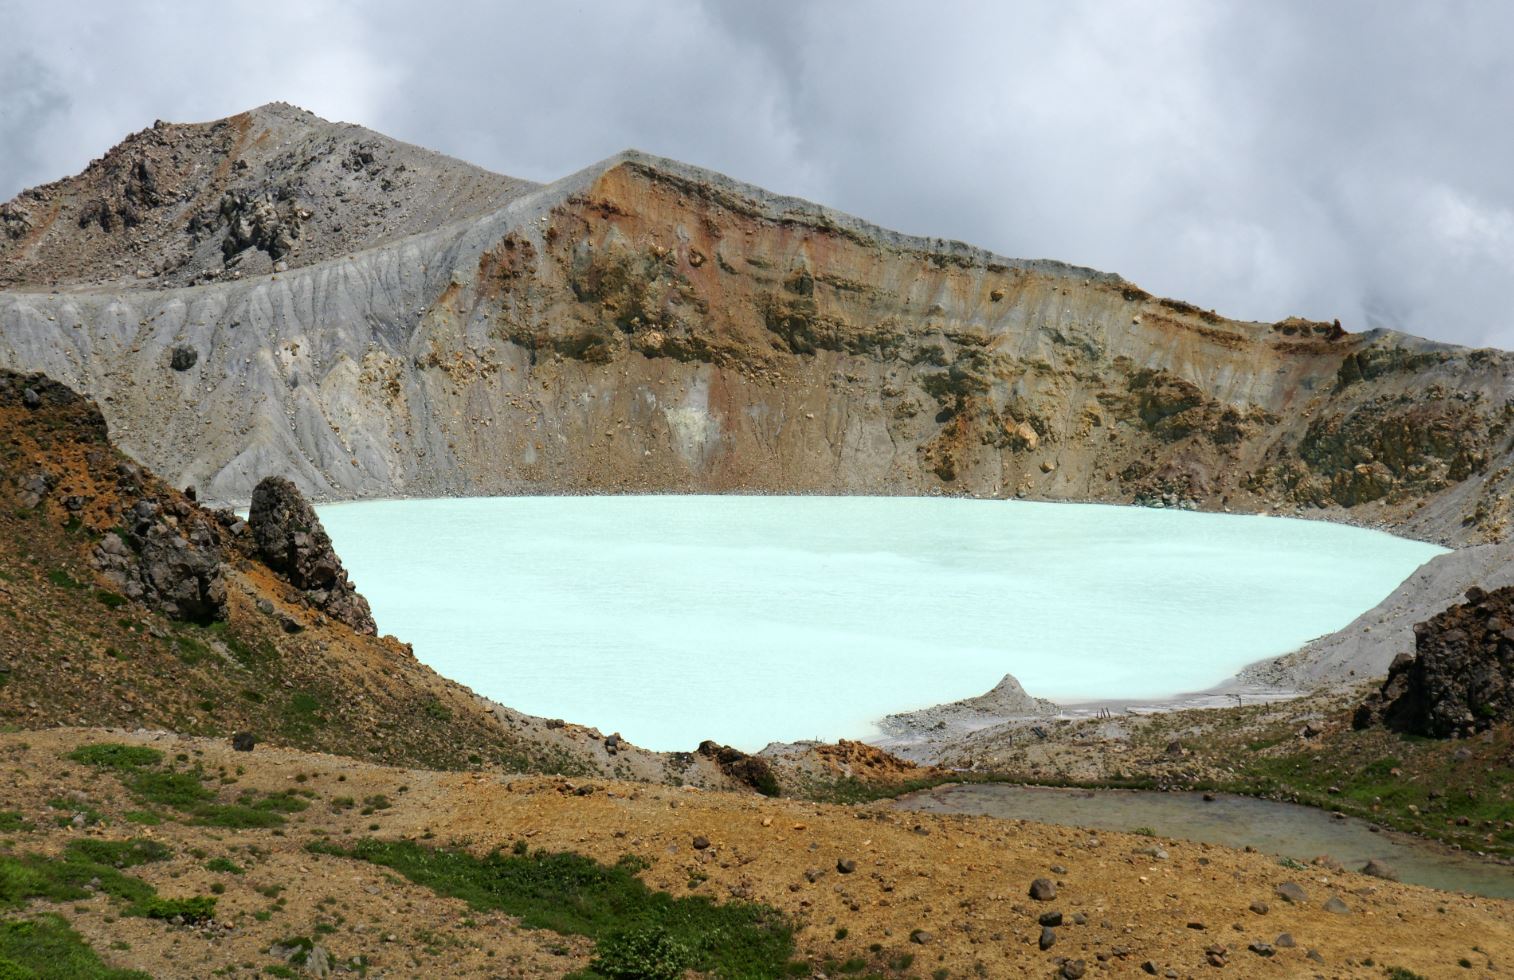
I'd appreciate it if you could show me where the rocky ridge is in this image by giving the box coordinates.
[1,106,1510,556]
[0,102,535,289]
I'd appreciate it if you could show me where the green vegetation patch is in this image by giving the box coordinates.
[0,914,151,980]
[63,839,170,870]
[44,570,82,591]
[0,841,214,930]
[0,842,159,908]
[1215,724,1514,857]
[0,814,30,834]
[64,742,305,829]
[135,896,217,924]
[311,839,799,979]
[66,744,162,772]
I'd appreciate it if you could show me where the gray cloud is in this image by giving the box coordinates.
[2,0,1511,346]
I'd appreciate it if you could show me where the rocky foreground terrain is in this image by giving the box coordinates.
[4,727,1512,979]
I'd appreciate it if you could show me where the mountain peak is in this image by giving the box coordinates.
[0,104,533,290]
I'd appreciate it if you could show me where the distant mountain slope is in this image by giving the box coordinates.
[1,106,1511,552]
[0,102,536,289]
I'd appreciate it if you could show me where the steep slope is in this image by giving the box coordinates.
[0,368,743,786]
[2,109,1510,550]
[1243,537,1514,688]
[0,102,536,290]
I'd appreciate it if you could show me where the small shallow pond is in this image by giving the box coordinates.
[896,783,1514,899]
[317,495,1442,752]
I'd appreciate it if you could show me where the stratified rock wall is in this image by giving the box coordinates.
[3,109,1513,550]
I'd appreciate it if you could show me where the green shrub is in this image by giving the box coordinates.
[136,896,216,924]
[126,770,213,809]
[64,839,170,870]
[66,744,162,771]
[45,570,82,590]
[591,925,694,980]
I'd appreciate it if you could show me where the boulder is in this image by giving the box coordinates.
[1354,585,1514,736]
[696,739,780,796]
[248,476,376,635]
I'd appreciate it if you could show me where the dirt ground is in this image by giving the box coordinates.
[2,728,1510,978]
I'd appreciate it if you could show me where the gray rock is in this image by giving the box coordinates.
[1029,877,1057,901]
[1361,858,1399,880]
[876,672,1059,740]
[304,944,332,977]
[92,503,228,623]
[249,476,375,634]
[1039,925,1056,950]
[169,346,198,371]
[1275,881,1308,904]
[1322,895,1350,914]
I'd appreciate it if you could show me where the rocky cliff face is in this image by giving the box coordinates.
[2,107,1512,547]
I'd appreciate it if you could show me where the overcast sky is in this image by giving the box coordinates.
[3,0,1512,347]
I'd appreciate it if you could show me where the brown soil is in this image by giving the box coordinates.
[3,728,1509,979]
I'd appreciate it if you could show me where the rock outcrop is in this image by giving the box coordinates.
[91,487,228,624]
[697,739,780,796]
[1353,585,1514,736]
[0,371,229,622]
[877,672,1059,741]
[248,476,376,634]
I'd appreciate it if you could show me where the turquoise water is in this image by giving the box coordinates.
[316,496,1444,752]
